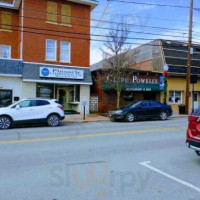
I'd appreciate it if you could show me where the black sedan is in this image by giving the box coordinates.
[109,101,173,122]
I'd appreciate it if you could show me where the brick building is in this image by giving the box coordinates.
[91,39,200,114]
[0,0,98,114]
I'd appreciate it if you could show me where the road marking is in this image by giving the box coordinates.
[140,161,200,193]
[0,126,186,145]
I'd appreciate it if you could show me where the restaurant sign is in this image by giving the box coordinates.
[40,67,84,80]
[103,75,164,92]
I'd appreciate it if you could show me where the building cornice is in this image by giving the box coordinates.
[69,0,98,9]
[0,0,98,10]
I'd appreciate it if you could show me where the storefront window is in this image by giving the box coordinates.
[68,85,80,102]
[37,84,54,99]
[169,91,182,104]
[0,90,12,107]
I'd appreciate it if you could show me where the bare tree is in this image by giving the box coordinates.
[101,23,132,109]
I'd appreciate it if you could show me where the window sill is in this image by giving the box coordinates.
[0,29,12,32]
[45,21,58,25]
[45,60,57,62]
[0,57,11,59]
[59,61,71,64]
[60,23,72,27]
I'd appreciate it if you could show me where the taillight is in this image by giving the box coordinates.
[57,105,64,110]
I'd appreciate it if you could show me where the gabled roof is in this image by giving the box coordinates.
[0,0,98,10]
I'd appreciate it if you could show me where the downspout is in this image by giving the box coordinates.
[20,0,24,60]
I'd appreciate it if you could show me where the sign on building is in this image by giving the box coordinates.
[40,67,84,80]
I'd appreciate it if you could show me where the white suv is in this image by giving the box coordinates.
[0,98,65,129]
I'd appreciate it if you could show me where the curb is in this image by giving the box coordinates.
[171,115,188,118]
[62,118,110,123]
[62,116,187,123]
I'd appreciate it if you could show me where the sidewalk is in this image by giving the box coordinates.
[63,113,188,123]
[63,114,109,123]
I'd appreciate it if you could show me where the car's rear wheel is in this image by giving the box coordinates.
[0,116,12,129]
[160,111,168,120]
[47,114,60,127]
[126,113,135,122]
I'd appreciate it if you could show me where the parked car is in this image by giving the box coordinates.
[0,98,65,129]
[186,108,200,156]
[109,101,173,122]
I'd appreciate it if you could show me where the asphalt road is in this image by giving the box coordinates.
[0,117,199,200]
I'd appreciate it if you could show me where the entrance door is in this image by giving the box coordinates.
[193,92,199,110]
[57,88,68,110]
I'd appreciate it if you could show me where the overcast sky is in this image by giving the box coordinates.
[90,0,200,65]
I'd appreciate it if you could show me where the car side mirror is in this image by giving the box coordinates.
[16,105,20,109]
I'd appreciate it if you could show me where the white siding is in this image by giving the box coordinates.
[78,85,90,114]
[0,76,22,102]
[21,82,36,99]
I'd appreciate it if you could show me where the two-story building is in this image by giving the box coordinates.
[0,0,98,114]
[91,39,200,114]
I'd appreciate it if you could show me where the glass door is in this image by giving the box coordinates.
[57,88,68,110]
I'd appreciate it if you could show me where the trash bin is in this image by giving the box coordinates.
[179,104,185,114]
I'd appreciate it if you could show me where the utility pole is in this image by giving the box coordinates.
[185,0,193,114]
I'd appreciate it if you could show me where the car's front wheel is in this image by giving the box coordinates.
[0,116,12,129]
[160,111,168,120]
[126,113,135,122]
[47,114,60,127]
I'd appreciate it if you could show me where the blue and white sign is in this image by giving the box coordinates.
[159,75,165,91]
[40,67,84,80]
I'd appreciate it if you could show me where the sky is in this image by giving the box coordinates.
[90,0,200,65]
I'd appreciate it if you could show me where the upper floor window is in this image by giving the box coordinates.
[47,1,57,23]
[60,41,71,63]
[46,39,57,61]
[1,11,11,31]
[0,45,11,59]
[61,4,72,25]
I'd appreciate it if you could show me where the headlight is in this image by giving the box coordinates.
[115,110,123,114]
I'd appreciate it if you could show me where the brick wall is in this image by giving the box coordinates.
[130,60,152,71]
[23,0,90,67]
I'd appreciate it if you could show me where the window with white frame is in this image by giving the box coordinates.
[169,91,182,104]
[60,41,71,62]
[46,39,57,61]
[0,45,11,59]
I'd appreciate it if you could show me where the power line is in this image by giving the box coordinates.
[108,0,200,10]
[20,7,192,34]
[92,1,110,34]
[92,10,200,25]
[0,22,195,44]
[1,24,200,65]
[1,11,196,40]
[1,22,200,49]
